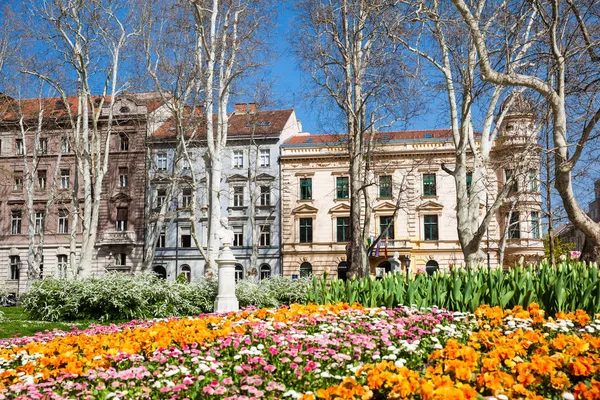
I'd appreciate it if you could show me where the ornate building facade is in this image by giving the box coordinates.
[280,101,544,278]
[0,93,166,296]
[146,104,302,282]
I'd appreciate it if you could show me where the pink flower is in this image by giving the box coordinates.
[203,386,215,395]
[221,377,233,385]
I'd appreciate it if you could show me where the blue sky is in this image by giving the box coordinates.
[267,5,442,135]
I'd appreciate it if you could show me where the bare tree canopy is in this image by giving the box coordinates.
[293,0,421,277]
[451,0,600,261]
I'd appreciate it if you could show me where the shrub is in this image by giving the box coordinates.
[21,273,306,322]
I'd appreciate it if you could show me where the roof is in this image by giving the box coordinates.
[0,92,166,121]
[282,129,456,147]
[151,108,295,139]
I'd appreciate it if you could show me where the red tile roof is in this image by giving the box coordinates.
[151,109,294,139]
[0,92,165,121]
[283,129,455,146]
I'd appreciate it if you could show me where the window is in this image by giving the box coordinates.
[424,215,439,241]
[233,186,244,207]
[259,149,270,167]
[38,170,47,189]
[260,186,271,206]
[505,170,517,193]
[36,139,47,155]
[60,169,70,189]
[235,264,244,282]
[9,256,20,280]
[299,218,313,243]
[180,265,191,282]
[57,255,68,278]
[259,225,271,247]
[13,174,23,192]
[300,178,312,200]
[157,153,167,170]
[118,167,128,188]
[39,255,44,279]
[58,210,69,234]
[379,175,392,198]
[120,106,131,114]
[157,228,166,248]
[336,217,350,242]
[423,173,436,196]
[336,177,349,199]
[529,169,538,192]
[182,188,192,208]
[11,210,22,235]
[379,216,395,239]
[233,150,244,168]
[120,134,129,151]
[260,264,271,280]
[116,207,128,231]
[233,226,244,247]
[156,189,167,207]
[508,212,521,239]
[35,211,45,234]
[61,137,71,153]
[15,139,23,155]
[115,253,127,266]
[180,227,191,247]
[466,172,473,196]
[300,262,312,278]
[531,211,540,239]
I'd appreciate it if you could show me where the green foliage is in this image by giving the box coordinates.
[544,236,576,260]
[21,273,309,322]
[307,260,600,316]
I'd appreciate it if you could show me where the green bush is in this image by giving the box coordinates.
[21,272,307,322]
[307,260,600,316]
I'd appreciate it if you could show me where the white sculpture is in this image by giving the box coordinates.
[217,217,235,248]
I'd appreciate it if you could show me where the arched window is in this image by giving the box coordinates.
[119,106,131,113]
[235,264,244,282]
[300,262,312,278]
[425,260,439,276]
[260,264,271,280]
[337,261,348,281]
[153,265,167,280]
[180,264,191,282]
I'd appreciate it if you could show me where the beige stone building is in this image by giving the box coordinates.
[280,107,544,278]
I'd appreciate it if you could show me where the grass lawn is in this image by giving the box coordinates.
[0,307,92,339]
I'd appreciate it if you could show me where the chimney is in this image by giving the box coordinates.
[234,103,247,115]
[297,119,303,133]
[248,103,257,113]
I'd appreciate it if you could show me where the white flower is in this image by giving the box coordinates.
[283,390,302,399]
[562,393,575,400]
[394,359,406,368]
[497,395,509,400]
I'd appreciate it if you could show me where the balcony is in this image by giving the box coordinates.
[100,231,136,245]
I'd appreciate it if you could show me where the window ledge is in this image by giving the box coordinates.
[420,195,439,200]
[376,197,393,201]
[297,199,313,203]
[334,198,349,202]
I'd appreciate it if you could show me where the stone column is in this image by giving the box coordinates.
[214,245,239,313]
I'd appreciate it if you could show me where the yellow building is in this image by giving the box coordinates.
[280,107,543,278]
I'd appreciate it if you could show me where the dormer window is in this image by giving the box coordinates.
[120,106,131,113]
[94,98,103,107]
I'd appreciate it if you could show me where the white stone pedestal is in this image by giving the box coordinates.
[214,245,239,313]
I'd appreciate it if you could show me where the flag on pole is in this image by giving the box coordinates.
[375,238,381,257]
[384,236,388,258]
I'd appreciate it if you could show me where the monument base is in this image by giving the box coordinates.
[213,245,240,313]
[214,296,240,313]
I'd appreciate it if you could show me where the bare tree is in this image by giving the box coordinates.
[452,0,600,262]
[390,0,540,266]
[20,0,140,273]
[294,0,419,278]
[139,0,274,278]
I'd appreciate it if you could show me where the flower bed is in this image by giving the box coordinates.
[0,304,599,399]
